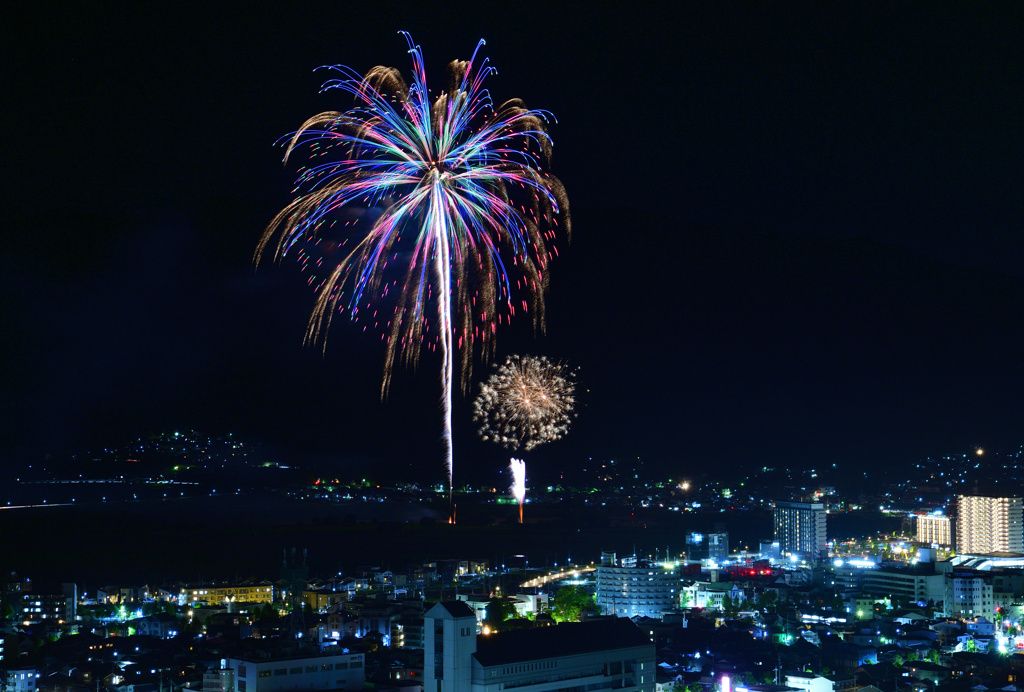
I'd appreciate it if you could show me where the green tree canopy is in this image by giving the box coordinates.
[722,594,741,619]
[484,598,517,629]
[551,586,595,623]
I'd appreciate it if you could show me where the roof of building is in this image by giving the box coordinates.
[427,601,476,619]
[473,617,651,667]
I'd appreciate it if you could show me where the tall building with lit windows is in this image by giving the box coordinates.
[956,495,1023,555]
[596,563,680,618]
[916,513,953,547]
[944,569,994,620]
[773,501,827,559]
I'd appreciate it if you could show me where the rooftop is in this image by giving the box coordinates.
[474,617,651,667]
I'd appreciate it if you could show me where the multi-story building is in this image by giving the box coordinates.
[395,614,424,649]
[224,651,365,692]
[773,501,827,559]
[831,559,879,594]
[685,581,745,611]
[184,584,275,606]
[302,589,346,613]
[203,668,235,692]
[708,532,729,563]
[3,668,38,692]
[687,530,729,563]
[860,564,945,604]
[18,584,75,625]
[595,564,680,618]
[423,601,655,692]
[944,569,994,620]
[129,613,180,638]
[956,495,1024,554]
[916,513,953,547]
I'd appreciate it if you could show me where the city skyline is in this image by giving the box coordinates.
[4,4,1023,487]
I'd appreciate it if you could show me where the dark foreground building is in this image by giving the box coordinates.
[424,601,655,691]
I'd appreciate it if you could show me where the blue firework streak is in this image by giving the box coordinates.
[257,33,570,499]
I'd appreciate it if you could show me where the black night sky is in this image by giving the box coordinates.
[4,3,1023,487]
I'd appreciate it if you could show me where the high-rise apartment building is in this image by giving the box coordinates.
[596,564,680,618]
[916,513,953,547]
[773,501,827,559]
[956,495,1024,554]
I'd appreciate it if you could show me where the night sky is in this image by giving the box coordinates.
[4,4,1022,486]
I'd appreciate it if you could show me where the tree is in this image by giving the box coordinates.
[255,603,279,622]
[757,591,778,614]
[893,654,904,668]
[926,648,940,664]
[551,586,595,623]
[722,594,740,619]
[671,683,702,692]
[740,672,763,688]
[484,598,517,629]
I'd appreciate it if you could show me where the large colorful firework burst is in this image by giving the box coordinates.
[474,355,577,452]
[256,33,569,501]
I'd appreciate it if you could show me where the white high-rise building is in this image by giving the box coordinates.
[956,495,1024,554]
[596,564,680,618]
[773,501,827,559]
[916,513,953,547]
[424,601,478,692]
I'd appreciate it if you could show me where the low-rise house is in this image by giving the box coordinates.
[965,617,996,637]
[785,672,835,692]
[129,613,179,639]
[903,660,952,685]
[824,673,856,692]
[853,662,901,692]
[4,668,38,692]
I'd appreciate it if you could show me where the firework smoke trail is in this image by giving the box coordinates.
[256,34,570,506]
[510,458,526,523]
[431,186,455,502]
